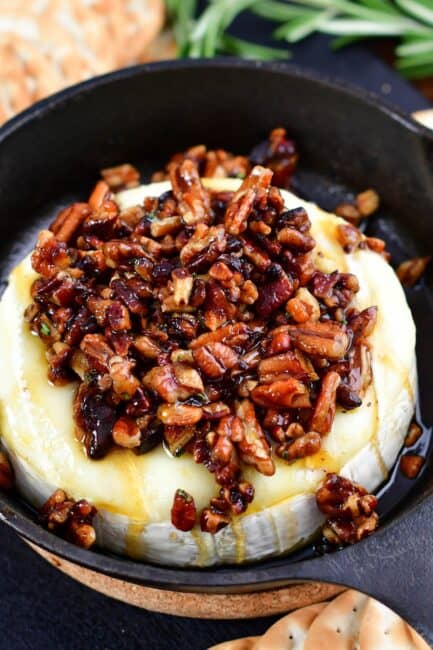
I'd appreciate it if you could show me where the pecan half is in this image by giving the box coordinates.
[310,371,341,435]
[276,431,321,462]
[193,342,239,378]
[224,165,273,236]
[286,321,350,361]
[158,403,203,426]
[233,400,275,476]
[170,160,211,226]
[251,378,311,409]
[258,349,318,384]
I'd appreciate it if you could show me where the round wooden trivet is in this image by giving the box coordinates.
[26,541,344,619]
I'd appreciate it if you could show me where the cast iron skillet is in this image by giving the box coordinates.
[0,60,432,641]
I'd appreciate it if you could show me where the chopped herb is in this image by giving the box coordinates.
[40,322,51,336]
[176,488,192,502]
[121,393,131,401]
[193,392,209,404]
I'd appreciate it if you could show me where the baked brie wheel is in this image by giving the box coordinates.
[0,174,416,567]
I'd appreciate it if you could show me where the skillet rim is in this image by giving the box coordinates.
[0,57,432,591]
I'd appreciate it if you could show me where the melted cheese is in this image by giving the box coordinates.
[0,179,416,566]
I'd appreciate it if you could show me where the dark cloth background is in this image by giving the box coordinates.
[0,11,431,650]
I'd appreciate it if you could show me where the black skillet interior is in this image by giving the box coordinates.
[1,60,433,639]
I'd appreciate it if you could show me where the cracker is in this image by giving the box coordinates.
[304,590,369,650]
[255,603,327,650]
[358,598,431,650]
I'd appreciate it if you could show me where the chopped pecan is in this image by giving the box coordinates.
[171,489,197,532]
[286,288,320,323]
[348,306,378,342]
[276,431,321,462]
[310,371,341,435]
[338,343,372,408]
[190,322,252,350]
[179,223,227,271]
[0,452,14,490]
[277,226,315,253]
[143,363,203,403]
[405,422,422,448]
[266,330,291,356]
[158,403,203,426]
[249,128,297,188]
[337,223,363,253]
[112,416,141,449]
[335,203,362,226]
[150,215,182,238]
[400,454,424,479]
[31,230,72,278]
[286,321,350,360]
[311,271,359,309]
[88,181,111,211]
[164,425,196,456]
[50,203,90,244]
[258,349,318,384]
[203,280,237,330]
[251,378,311,409]
[224,166,273,236]
[133,335,161,359]
[200,507,230,534]
[193,342,239,378]
[356,189,379,217]
[101,163,140,191]
[74,383,116,458]
[80,334,113,374]
[396,256,430,287]
[233,400,275,476]
[171,268,194,306]
[239,280,258,305]
[109,355,140,398]
[256,264,294,317]
[241,235,272,271]
[170,160,211,225]
[365,236,390,261]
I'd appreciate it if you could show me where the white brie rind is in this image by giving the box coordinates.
[0,178,416,566]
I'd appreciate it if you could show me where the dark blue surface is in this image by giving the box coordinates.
[0,14,431,650]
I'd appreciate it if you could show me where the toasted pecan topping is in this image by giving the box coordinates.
[396,256,430,287]
[405,422,422,448]
[27,131,379,535]
[400,454,424,479]
[171,489,197,532]
[316,473,379,546]
[0,452,14,490]
[39,489,97,550]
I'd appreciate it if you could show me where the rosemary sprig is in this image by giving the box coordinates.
[165,0,433,78]
[166,0,290,60]
[255,0,433,77]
